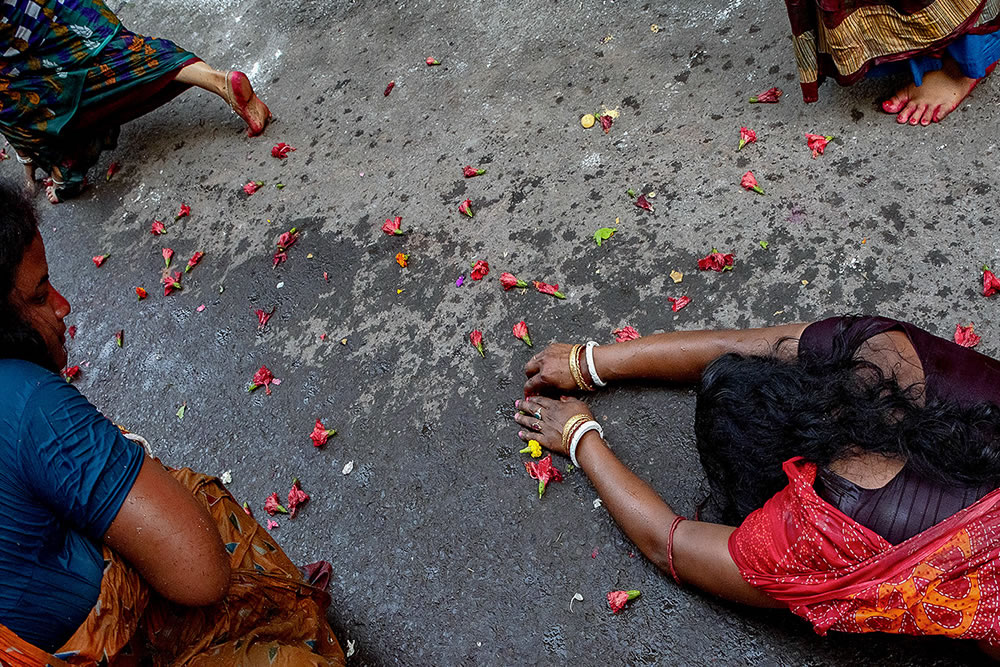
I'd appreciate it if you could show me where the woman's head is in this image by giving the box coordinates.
[695,330,1000,524]
[0,183,70,371]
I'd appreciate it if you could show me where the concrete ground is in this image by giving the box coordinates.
[23,0,1000,663]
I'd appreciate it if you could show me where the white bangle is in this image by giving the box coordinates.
[585,341,606,388]
[570,420,604,468]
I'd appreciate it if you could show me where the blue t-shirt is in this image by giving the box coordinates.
[0,359,144,651]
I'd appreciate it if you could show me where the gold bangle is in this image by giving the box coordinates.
[576,344,595,391]
[569,344,587,390]
[561,414,590,454]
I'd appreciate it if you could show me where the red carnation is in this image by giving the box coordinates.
[955,323,981,348]
[310,419,336,447]
[264,492,288,516]
[500,272,528,290]
[513,320,532,347]
[271,143,296,159]
[613,326,640,342]
[740,171,764,195]
[243,181,262,195]
[162,272,183,296]
[635,194,653,212]
[255,307,276,330]
[697,250,734,272]
[749,87,782,103]
[151,220,166,236]
[106,162,121,181]
[382,216,403,235]
[471,260,490,281]
[249,365,276,395]
[92,254,109,267]
[384,80,395,96]
[738,127,756,151]
[463,165,486,178]
[984,268,1000,297]
[806,133,833,158]
[174,203,191,220]
[62,365,80,382]
[426,57,441,66]
[533,281,566,299]
[185,251,204,273]
[135,287,147,301]
[287,478,310,518]
[598,113,613,133]
[668,295,691,312]
[470,330,485,357]
[162,247,173,268]
[458,198,474,218]
[524,454,563,498]
[607,589,641,613]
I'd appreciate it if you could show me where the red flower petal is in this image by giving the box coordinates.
[250,365,275,395]
[67,325,77,339]
[151,221,166,235]
[384,80,395,96]
[463,165,486,178]
[954,323,981,348]
[512,320,532,346]
[607,590,640,613]
[470,329,485,357]
[470,260,490,280]
[162,271,183,296]
[287,479,310,518]
[500,272,527,290]
[271,143,296,159]
[264,492,288,516]
[668,295,691,312]
[92,254,109,267]
[62,365,80,382]
[425,57,440,66]
[533,281,566,299]
[613,326,640,342]
[175,203,191,219]
[983,269,1000,297]
[243,181,261,195]
[162,247,173,268]
[185,251,204,273]
[740,170,764,194]
[382,216,403,235]
[805,133,832,158]
[697,251,734,272]
[256,306,276,330]
[635,195,653,212]
[738,126,756,151]
[135,287,147,300]
[105,162,121,181]
[749,87,782,103]
[598,114,613,133]
[310,419,335,447]
[458,198,474,218]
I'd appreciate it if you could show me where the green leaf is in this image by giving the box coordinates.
[759,240,769,249]
[593,227,617,247]
[176,403,186,420]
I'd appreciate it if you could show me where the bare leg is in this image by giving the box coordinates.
[882,55,990,126]
[175,61,271,136]
[45,165,62,204]
[20,160,37,195]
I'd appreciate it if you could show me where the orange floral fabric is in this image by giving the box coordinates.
[730,457,1000,645]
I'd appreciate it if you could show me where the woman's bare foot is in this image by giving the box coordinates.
[22,162,37,195]
[225,71,271,137]
[882,56,985,125]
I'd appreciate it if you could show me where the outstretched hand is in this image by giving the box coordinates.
[514,395,593,457]
[523,343,579,396]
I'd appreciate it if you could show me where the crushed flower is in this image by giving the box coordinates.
[668,296,691,312]
[519,439,542,458]
[382,216,404,235]
[162,272,183,296]
[513,320,532,347]
[470,260,490,280]
[92,254,109,267]
[62,365,80,382]
[266,519,279,530]
[983,268,1000,297]
[271,143,296,159]
[67,325,77,339]
[738,126,757,151]
[151,220,166,236]
[256,307,276,330]
[384,80,395,96]
[463,165,486,178]
[426,57,440,66]
[635,194,653,211]
[106,162,121,181]
[698,250,734,272]
[470,329,485,357]
[598,113,613,133]
[248,365,277,395]
[287,478,310,518]
[185,251,204,273]
[524,454,564,498]
[607,589,641,613]
[534,281,566,299]
[175,203,191,220]
[806,133,833,158]
[458,198,474,218]
[396,252,409,268]
[135,287,147,301]
[749,87,782,103]
[264,492,288,516]
[613,326,640,342]
[741,170,764,195]
[955,323,981,348]
[243,181,263,195]
[500,272,528,290]
[310,419,337,447]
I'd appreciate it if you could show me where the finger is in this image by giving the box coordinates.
[519,397,543,416]
[523,374,544,397]
[513,413,543,431]
[524,355,542,377]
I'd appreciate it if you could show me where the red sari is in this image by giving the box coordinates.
[729,458,1000,645]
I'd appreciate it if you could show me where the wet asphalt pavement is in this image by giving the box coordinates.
[22,0,1000,663]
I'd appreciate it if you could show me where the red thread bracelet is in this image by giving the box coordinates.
[667,515,687,585]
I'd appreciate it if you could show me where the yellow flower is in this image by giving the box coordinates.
[520,439,542,458]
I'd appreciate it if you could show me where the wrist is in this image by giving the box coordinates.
[574,429,608,470]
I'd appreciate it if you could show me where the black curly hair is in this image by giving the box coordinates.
[694,317,1000,524]
[0,182,53,370]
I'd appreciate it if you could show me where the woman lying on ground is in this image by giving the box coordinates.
[785,0,1000,125]
[0,184,343,665]
[0,0,270,204]
[515,315,1000,655]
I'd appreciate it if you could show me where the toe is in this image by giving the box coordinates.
[909,104,928,125]
[882,93,906,113]
[934,103,954,123]
[896,100,918,124]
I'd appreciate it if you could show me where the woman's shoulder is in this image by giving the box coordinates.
[0,358,66,401]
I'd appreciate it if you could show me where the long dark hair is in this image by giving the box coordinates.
[694,318,1000,524]
[0,183,52,370]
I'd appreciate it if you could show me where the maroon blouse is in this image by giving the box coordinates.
[798,316,1000,544]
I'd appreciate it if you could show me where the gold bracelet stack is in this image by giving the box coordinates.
[561,414,591,454]
[569,344,594,391]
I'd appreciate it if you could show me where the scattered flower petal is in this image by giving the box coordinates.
[196,304,206,312]
[749,87,783,103]
[500,272,528,290]
[524,454,563,498]
[698,250,735,272]
[114,329,124,348]
[607,589,641,614]
[67,325,77,339]
[669,270,683,283]
[470,260,490,280]
[426,57,440,66]
[342,461,355,475]
[220,470,232,484]
[106,162,121,181]
[266,519,279,530]
[455,275,465,287]
[458,198,474,218]
[185,251,204,273]
[92,254,109,267]
[594,227,617,246]
[806,133,833,158]
[242,501,253,517]
[243,181,263,195]
[955,323,981,348]
[384,80,395,96]
[740,170,765,195]
[513,320,532,347]
[570,592,584,611]
[533,281,566,299]
[175,203,191,220]
[162,271,183,296]
[162,247,173,268]
[264,492,288,515]
[135,287,147,301]
[613,326,640,342]
[470,329,485,357]
[256,307,276,330]
[635,194,653,211]
[151,220,166,235]
[248,365,276,395]
[396,252,409,268]
[598,113,613,133]
[382,216,404,235]
[738,126,757,151]
[983,268,1000,297]
[176,403,186,419]
[463,165,486,178]
[668,296,691,312]
[310,419,337,447]
[62,365,80,382]
[287,478,310,518]
[271,143,296,159]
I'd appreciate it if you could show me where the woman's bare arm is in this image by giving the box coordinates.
[103,458,231,606]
